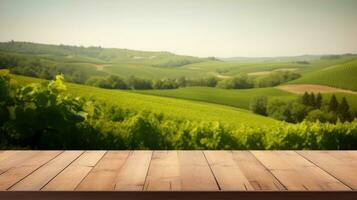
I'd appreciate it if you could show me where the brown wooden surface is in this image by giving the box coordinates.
[0,151,356,191]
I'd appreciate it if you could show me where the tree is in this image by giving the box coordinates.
[315,93,322,109]
[177,76,187,87]
[328,95,339,112]
[305,109,328,122]
[309,93,315,107]
[289,101,308,123]
[217,75,253,89]
[107,75,128,89]
[267,100,291,122]
[337,97,351,122]
[249,96,267,116]
[302,92,310,106]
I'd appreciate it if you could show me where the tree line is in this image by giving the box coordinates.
[85,71,301,90]
[250,92,356,123]
[0,51,302,90]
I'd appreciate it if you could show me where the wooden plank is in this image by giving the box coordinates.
[298,151,357,190]
[144,151,181,191]
[42,151,106,191]
[204,151,253,190]
[252,151,351,190]
[232,151,286,191]
[0,151,39,174]
[0,151,20,163]
[76,151,130,191]
[0,151,61,190]
[178,151,219,191]
[115,151,152,191]
[9,151,83,191]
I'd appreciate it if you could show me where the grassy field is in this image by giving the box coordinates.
[290,59,357,91]
[136,87,296,110]
[3,71,279,128]
[103,63,212,79]
[136,86,357,112]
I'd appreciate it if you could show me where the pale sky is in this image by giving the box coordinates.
[1,0,357,57]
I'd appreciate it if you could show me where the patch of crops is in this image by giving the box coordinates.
[6,71,278,128]
[290,60,357,91]
[136,86,296,110]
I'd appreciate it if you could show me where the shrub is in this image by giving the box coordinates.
[250,96,267,116]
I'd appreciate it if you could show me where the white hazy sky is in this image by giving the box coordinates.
[1,0,357,57]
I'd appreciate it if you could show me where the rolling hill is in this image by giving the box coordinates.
[289,59,357,91]
[136,87,296,110]
[0,41,211,67]
[2,70,279,128]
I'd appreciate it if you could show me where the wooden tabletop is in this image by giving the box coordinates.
[0,151,357,191]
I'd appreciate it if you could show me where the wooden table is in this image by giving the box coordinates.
[0,151,357,199]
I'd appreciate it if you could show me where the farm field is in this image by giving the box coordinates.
[136,86,357,112]
[277,84,357,95]
[289,60,357,91]
[136,87,296,110]
[3,71,279,128]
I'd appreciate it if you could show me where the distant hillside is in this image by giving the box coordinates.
[289,60,357,91]
[0,41,210,67]
[221,55,323,62]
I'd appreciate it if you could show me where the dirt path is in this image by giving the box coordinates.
[215,74,231,79]
[277,84,357,95]
[248,68,297,76]
[93,64,111,71]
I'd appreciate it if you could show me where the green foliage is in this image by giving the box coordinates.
[86,75,129,89]
[254,71,301,87]
[266,93,354,123]
[217,75,253,89]
[316,93,322,109]
[2,74,357,150]
[305,109,335,123]
[127,76,153,90]
[1,75,86,148]
[329,95,339,112]
[3,72,279,128]
[137,87,294,110]
[250,96,267,116]
[337,97,351,122]
[267,99,311,123]
[301,92,321,109]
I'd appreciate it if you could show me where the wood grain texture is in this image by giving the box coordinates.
[0,151,61,190]
[76,151,130,191]
[0,151,20,163]
[299,151,357,190]
[0,151,356,191]
[114,151,153,191]
[232,151,286,190]
[204,151,253,190]
[42,151,106,191]
[252,151,351,191]
[0,151,39,175]
[10,151,83,191]
[144,151,181,191]
[178,151,219,191]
